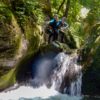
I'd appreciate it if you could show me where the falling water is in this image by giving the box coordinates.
[0,52,83,100]
[51,52,82,96]
[28,52,82,96]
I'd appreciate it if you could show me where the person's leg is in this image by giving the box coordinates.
[53,29,58,41]
[48,33,53,43]
[47,28,54,43]
[60,31,64,43]
[48,30,55,43]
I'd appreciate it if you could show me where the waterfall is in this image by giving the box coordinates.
[69,73,82,96]
[0,52,83,100]
[30,52,82,96]
[51,52,82,96]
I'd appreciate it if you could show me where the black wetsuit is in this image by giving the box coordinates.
[48,19,58,43]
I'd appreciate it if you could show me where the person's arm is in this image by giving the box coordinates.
[56,21,62,29]
[46,19,54,29]
[60,22,69,32]
[63,22,69,29]
[49,19,55,25]
[46,19,54,25]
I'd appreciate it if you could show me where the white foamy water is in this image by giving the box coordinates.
[0,85,82,100]
[0,85,57,100]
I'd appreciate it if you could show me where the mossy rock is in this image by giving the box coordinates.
[0,2,43,90]
[0,10,22,59]
[0,3,22,90]
[82,46,100,95]
[0,68,16,91]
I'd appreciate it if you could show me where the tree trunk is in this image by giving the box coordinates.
[42,0,52,17]
[63,0,70,18]
[57,0,66,14]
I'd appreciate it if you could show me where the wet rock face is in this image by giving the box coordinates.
[0,9,22,77]
[0,8,23,90]
[0,1,22,59]
[0,1,43,90]
[0,17,21,59]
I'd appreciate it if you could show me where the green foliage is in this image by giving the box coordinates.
[68,0,82,23]
[0,2,12,23]
[80,0,100,25]
[83,23,100,54]
[80,0,100,9]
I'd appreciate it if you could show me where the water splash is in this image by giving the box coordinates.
[0,85,57,100]
[0,85,82,100]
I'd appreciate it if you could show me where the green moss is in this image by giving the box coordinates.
[37,41,74,56]
[0,11,22,58]
[54,41,74,53]
[25,22,43,53]
[62,30,77,49]
[0,68,16,90]
[0,2,12,23]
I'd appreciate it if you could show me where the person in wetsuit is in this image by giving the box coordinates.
[57,17,69,42]
[48,14,59,43]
